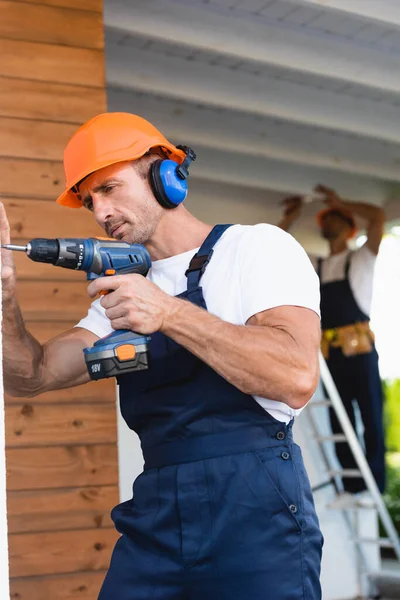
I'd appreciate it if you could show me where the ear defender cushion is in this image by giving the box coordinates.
[149,159,188,209]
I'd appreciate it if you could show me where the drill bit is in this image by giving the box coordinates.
[1,244,28,252]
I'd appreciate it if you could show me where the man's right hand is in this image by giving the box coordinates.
[0,202,17,302]
[277,196,303,232]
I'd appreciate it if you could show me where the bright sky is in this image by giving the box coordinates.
[368,233,400,380]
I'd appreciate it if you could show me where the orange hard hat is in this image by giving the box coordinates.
[316,207,357,238]
[56,112,186,208]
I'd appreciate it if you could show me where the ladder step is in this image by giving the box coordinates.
[356,537,394,549]
[328,469,362,477]
[316,434,347,442]
[310,400,332,407]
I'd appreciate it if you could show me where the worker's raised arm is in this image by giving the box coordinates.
[1,202,97,397]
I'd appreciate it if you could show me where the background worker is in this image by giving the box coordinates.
[279,184,386,500]
[2,112,323,599]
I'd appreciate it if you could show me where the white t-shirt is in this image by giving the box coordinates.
[76,224,320,423]
[309,244,376,317]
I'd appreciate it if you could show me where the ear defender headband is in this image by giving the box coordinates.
[149,145,196,209]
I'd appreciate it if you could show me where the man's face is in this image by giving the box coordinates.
[321,213,351,241]
[78,161,164,244]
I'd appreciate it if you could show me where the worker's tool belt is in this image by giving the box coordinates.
[321,321,375,359]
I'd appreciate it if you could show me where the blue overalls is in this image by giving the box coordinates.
[99,225,323,600]
[318,255,386,493]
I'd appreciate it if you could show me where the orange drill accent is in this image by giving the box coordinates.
[105,269,116,275]
[115,344,137,362]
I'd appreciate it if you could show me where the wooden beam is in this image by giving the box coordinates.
[6,444,119,490]
[12,0,103,11]
[15,280,94,322]
[0,157,65,200]
[5,403,117,448]
[0,76,105,124]
[8,527,119,577]
[10,571,107,600]
[7,485,118,533]
[0,1,104,49]
[0,117,77,161]
[0,39,104,87]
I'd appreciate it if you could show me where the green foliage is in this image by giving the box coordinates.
[382,456,400,537]
[383,379,400,453]
[381,380,400,535]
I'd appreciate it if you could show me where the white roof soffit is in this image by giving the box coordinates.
[104,0,400,205]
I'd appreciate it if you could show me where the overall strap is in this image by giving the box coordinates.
[185,224,232,289]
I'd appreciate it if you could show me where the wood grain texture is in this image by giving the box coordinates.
[2,197,103,238]
[0,1,104,49]
[5,378,115,405]
[25,320,80,341]
[5,402,117,447]
[10,571,107,600]
[0,157,65,199]
[7,485,118,533]
[0,116,77,160]
[6,444,119,490]
[8,527,119,577]
[16,280,94,321]
[0,77,105,123]
[11,0,103,12]
[0,39,104,87]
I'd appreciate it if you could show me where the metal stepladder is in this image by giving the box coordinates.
[306,352,400,599]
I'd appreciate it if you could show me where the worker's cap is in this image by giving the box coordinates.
[316,207,357,239]
[56,112,186,208]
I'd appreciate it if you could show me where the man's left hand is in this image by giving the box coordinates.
[87,274,176,334]
[315,184,344,209]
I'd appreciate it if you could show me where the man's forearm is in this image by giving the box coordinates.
[161,298,318,409]
[277,216,293,232]
[340,200,384,223]
[2,297,45,396]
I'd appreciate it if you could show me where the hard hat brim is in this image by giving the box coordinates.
[57,142,186,208]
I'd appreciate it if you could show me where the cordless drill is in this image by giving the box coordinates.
[2,238,152,380]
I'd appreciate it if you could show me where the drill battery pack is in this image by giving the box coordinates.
[83,330,150,380]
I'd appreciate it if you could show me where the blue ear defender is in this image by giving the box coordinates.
[149,145,196,209]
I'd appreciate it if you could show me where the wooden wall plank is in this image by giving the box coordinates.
[5,379,115,405]
[6,403,117,447]
[16,280,94,321]
[0,39,104,87]
[0,157,65,199]
[25,320,83,342]
[7,485,118,533]
[10,571,107,600]
[8,527,119,577]
[0,77,105,124]
[12,0,103,12]
[0,1,104,49]
[6,444,119,490]
[2,198,103,239]
[0,116,76,160]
